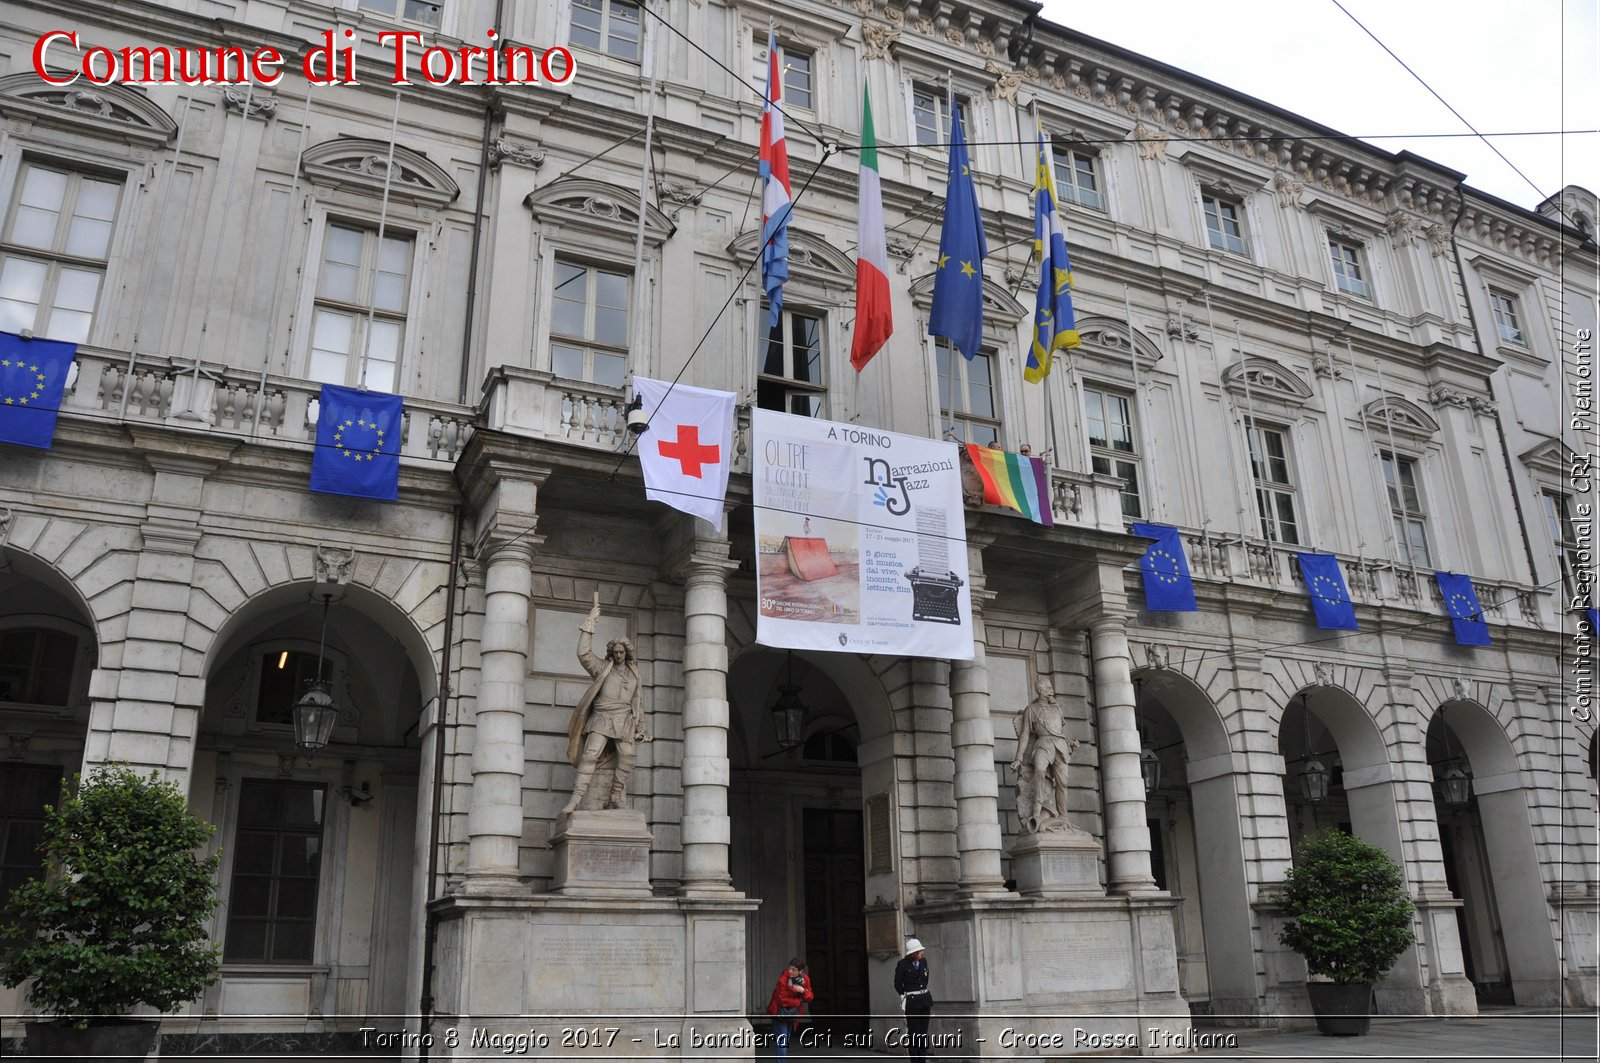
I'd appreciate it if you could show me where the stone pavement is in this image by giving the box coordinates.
[758,1009,1598,1061]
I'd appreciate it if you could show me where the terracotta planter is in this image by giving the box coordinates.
[25,1020,159,1060]
[1305,982,1373,1036]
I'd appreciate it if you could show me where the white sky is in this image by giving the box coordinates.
[1040,0,1599,213]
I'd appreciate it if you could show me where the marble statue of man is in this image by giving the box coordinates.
[1011,677,1080,831]
[563,592,649,813]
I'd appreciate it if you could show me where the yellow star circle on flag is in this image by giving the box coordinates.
[332,417,387,462]
[1448,592,1477,619]
[0,357,48,407]
[1150,548,1182,584]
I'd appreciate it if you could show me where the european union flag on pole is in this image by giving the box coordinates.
[1435,571,1491,646]
[1585,607,1598,638]
[1132,522,1198,612]
[1295,552,1358,630]
[310,384,402,501]
[928,98,987,360]
[0,331,76,449]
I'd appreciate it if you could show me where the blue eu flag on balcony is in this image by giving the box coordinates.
[1131,523,1197,612]
[310,384,402,501]
[0,331,75,449]
[1295,552,1358,630]
[928,100,988,361]
[1435,571,1491,646]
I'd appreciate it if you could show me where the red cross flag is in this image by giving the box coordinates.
[633,376,737,531]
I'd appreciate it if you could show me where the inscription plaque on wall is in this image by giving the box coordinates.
[865,907,900,955]
[866,793,891,874]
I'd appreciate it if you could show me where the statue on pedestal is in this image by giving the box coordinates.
[1012,677,1081,834]
[563,593,649,814]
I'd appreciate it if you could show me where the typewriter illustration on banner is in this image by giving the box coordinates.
[904,508,964,625]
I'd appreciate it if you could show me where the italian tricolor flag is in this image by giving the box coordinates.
[850,85,893,371]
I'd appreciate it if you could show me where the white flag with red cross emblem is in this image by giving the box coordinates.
[634,376,737,532]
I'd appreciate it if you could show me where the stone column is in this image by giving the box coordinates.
[465,538,537,889]
[948,536,1008,894]
[679,533,739,895]
[1089,615,1158,893]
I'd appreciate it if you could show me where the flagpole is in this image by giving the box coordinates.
[1341,337,1401,567]
[177,80,256,421]
[1231,315,1263,542]
[356,89,403,392]
[251,90,315,437]
[1176,303,1213,548]
[1123,284,1165,522]
[121,92,193,420]
[1372,353,1421,587]
[1202,292,1248,544]
[630,0,658,384]
[1025,102,1042,456]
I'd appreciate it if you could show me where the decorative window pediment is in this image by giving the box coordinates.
[1176,148,1269,196]
[0,73,176,148]
[1466,251,1539,291]
[1362,395,1441,444]
[907,272,1028,325]
[1075,316,1163,373]
[1222,356,1314,407]
[732,228,853,292]
[527,178,674,246]
[1306,196,1384,239]
[301,138,459,209]
[1521,437,1574,480]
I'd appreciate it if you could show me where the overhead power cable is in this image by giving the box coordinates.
[1329,0,1558,209]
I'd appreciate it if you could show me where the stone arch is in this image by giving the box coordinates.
[1130,662,1258,1017]
[193,543,447,707]
[0,510,142,663]
[200,578,441,710]
[1423,697,1564,1005]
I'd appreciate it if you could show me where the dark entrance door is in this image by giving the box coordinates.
[802,808,868,1037]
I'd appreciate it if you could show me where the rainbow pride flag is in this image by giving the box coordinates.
[965,444,1053,527]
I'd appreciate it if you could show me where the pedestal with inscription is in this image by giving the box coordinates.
[1011,827,1103,898]
[884,894,1193,1056]
[550,809,653,897]
[427,887,760,1057]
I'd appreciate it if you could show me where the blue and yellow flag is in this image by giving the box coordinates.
[0,331,76,449]
[1024,133,1080,383]
[1132,522,1198,612]
[928,100,987,361]
[1435,571,1491,646]
[310,384,402,501]
[1296,552,1358,630]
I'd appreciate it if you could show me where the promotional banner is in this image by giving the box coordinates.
[753,409,973,659]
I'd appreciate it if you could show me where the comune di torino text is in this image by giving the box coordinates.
[30,29,575,87]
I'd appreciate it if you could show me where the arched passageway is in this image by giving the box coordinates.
[191,580,436,1024]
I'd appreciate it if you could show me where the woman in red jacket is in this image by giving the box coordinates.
[766,958,814,1060]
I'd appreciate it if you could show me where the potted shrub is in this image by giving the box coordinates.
[1277,828,1416,1036]
[1,766,222,1060]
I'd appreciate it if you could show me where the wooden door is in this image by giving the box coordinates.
[802,808,868,1036]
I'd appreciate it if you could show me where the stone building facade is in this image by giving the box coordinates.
[0,0,1594,1053]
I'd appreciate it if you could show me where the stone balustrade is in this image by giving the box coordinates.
[63,344,475,464]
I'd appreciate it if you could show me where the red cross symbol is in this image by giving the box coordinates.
[657,424,720,478]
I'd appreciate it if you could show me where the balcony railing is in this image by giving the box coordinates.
[1168,525,1555,631]
[64,345,475,463]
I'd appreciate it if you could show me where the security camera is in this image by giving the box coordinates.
[625,396,649,436]
[341,783,374,806]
